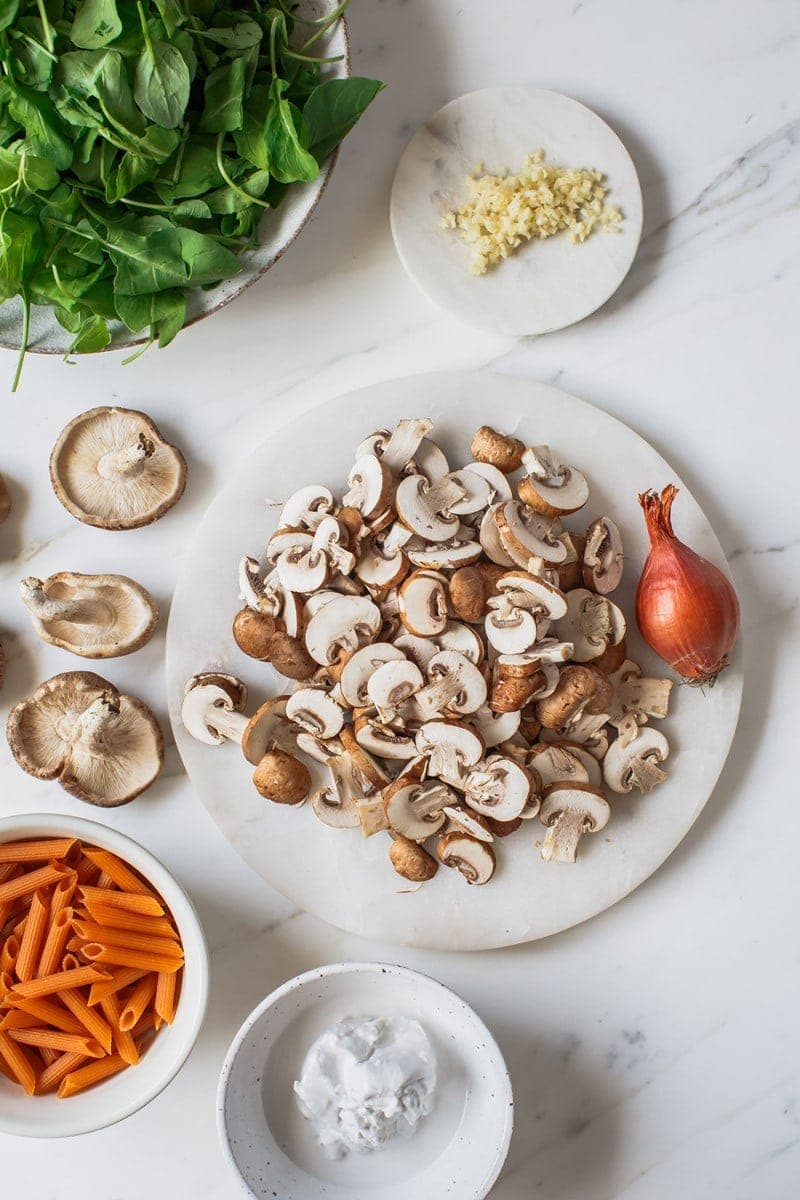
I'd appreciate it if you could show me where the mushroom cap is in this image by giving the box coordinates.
[389,835,439,882]
[182,673,247,745]
[286,688,344,739]
[339,643,405,707]
[398,570,448,638]
[449,565,490,624]
[540,782,610,831]
[535,665,612,731]
[20,572,158,658]
[583,516,624,593]
[7,671,163,806]
[470,426,525,474]
[253,749,311,805]
[603,727,670,794]
[437,831,496,884]
[304,594,381,666]
[50,408,186,531]
[232,607,283,660]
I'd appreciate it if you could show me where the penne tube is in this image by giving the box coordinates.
[37,1050,88,1094]
[0,1011,39,1030]
[8,1028,104,1058]
[61,953,80,972]
[58,1052,127,1099]
[73,920,184,960]
[96,872,114,889]
[87,968,146,1007]
[78,887,164,917]
[154,971,178,1026]
[4,996,84,1035]
[81,902,178,940]
[0,934,20,973]
[131,1010,156,1039]
[99,994,139,1066]
[119,975,157,1033]
[50,874,77,919]
[0,969,15,1000]
[57,990,113,1054]
[0,1029,38,1094]
[0,862,74,906]
[80,943,183,975]
[0,839,77,864]
[36,907,73,978]
[75,857,101,885]
[9,964,109,1000]
[15,890,49,982]
[81,849,153,897]
[38,1046,59,1067]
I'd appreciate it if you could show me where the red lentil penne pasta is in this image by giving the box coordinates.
[8,1028,104,1057]
[99,994,138,1066]
[15,890,49,982]
[38,1046,59,1068]
[82,903,178,940]
[57,990,113,1054]
[58,1052,128,1099]
[154,971,178,1025]
[119,975,157,1033]
[50,874,77,919]
[82,849,153,896]
[6,996,84,1035]
[131,1010,156,1039]
[61,954,80,972]
[87,967,146,1006]
[78,887,164,917]
[0,934,20,973]
[73,920,184,960]
[75,857,101,885]
[0,1010,39,1030]
[9,964,109,1000]
[0,1029,38,1094]
[0,839,77,864]
[37,1050,87,1094]
[0,862,74,906]
[81,943,182,975]
[36,907,73,978]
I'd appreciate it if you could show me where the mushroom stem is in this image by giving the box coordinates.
[415,672,464,718]
[206,707,249,744]
[74,694,121,753]
[426,743,464,785]
[541,810,585,863]
[425,475,466,515]
[19,578,116,628]
[97,435,155,481]
[413,784,451,819]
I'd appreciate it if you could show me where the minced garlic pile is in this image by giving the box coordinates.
[442,150,623,276]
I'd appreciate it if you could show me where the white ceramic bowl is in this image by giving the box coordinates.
[0,813,209,1138]
[218,962,513,1200]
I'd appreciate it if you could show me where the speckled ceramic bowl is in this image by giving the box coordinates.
[0,0,349,356]
[217,962,513,1200]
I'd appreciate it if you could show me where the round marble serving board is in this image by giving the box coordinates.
[390,88,643,336]
[0,0,348,356]
[166,371,742,951]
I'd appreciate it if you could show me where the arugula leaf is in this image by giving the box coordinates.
[304,77,385,161]
[201,56,245,133]
[71,0,122,49]
[0,79,72,169]
[265,77,318,184]
[133,2,190,129]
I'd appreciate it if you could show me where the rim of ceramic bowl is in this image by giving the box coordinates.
[4,13,350,357]
[0,813,209,1138]
[216,960,514,1200]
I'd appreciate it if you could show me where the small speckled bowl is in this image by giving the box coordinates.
[217,962,513,1200]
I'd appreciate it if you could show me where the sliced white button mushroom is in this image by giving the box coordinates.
[539,784,610,862]
[415,721,484,785]
[583,516,624,593]
[385,782,451,841]
[20,573,158,659]
[286,689,344,739]
[50,407,186,531]
[437,832,496,884]
[463,755,533,821]
[395,474,465,543]
[415,650,488,719]
[278,484,334,531]
[343,454,394,519]
[398,570,448,638]
[603,727,670,794]
[495,501,567,568]
[556,589,626,663]
[367,660,424,721]
[304,594,381,666]
[518,446,589,517]
[182,673,249,745]
[7,671,163,806]
[339,642,405,707]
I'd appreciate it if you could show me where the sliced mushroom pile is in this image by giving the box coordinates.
[186,419,674,886]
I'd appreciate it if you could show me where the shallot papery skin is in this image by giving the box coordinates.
[636,485,740,685]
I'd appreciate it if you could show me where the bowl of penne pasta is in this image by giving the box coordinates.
[0,813,209,1137]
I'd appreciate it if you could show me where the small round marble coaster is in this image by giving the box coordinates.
[390,87,643,336]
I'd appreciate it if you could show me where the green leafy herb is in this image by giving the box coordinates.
[0,0,383,388]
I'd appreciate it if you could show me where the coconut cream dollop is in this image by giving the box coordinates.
[293,1015,437,1159]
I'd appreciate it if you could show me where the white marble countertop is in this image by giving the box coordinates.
[0,0,798,1195]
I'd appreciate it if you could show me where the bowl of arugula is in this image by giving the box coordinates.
[0,0,383,386]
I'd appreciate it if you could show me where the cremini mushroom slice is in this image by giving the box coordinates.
[535,664,612,732]
[489,658,547,714]
[434,621,484,663]
[392,631,439,673]
[472,705,521,748]
[367,660,424,722]
[603,727,670,794]
[278,485,334,531]
[0,471,11,523]
[539,784,610,862]
[528,743,590,789]
[470,426,525,474]
[555,531,586,591]
[49,407,186,531]
[339,643,405,708]
[442,806,494,842]
[182,673,249,745]
[414,650,487,719]
[389,834,439,882]
[518,446,589,517]
[7,671,163,806]
[495,501,568,567]
[355,716,417,760]
[232,607,284,661]
[238,558,302,636]
[253,750,311,805]
[554,741,603,788]
[398,570,448,638]
[343,455,394,519]
[466,461,513,503]
[485,571,568,654]
[286,688,344,739]
[415,720,484,785]
[446,467,497,517]
[20,573,158,659]
[355,537,409,595]
[608,660,673,729]
[241,696,298,764]
[357,795,391,837]
[304,594,381,666]
[463,755,534,821]
[395,473,465,543]
[551,710,611,760]
[479,504,516,566]
[385,782,450,841]
[357,418,434,476]
[556,588,626,664]
[437,831,496,884]
[583,517,624,593]
[406,538,482,571]
[311,785,361,829]
[275,532,330,594]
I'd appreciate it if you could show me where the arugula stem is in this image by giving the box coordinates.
[34,0,54,54]
[299,0,349,52]
[11,294,30,393]
[215,134,272,210]
[122,336,154,365]
[136,1,154,54]
[283,49,344,65]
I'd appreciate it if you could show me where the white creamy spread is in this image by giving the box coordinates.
[293,1015,437,1159]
